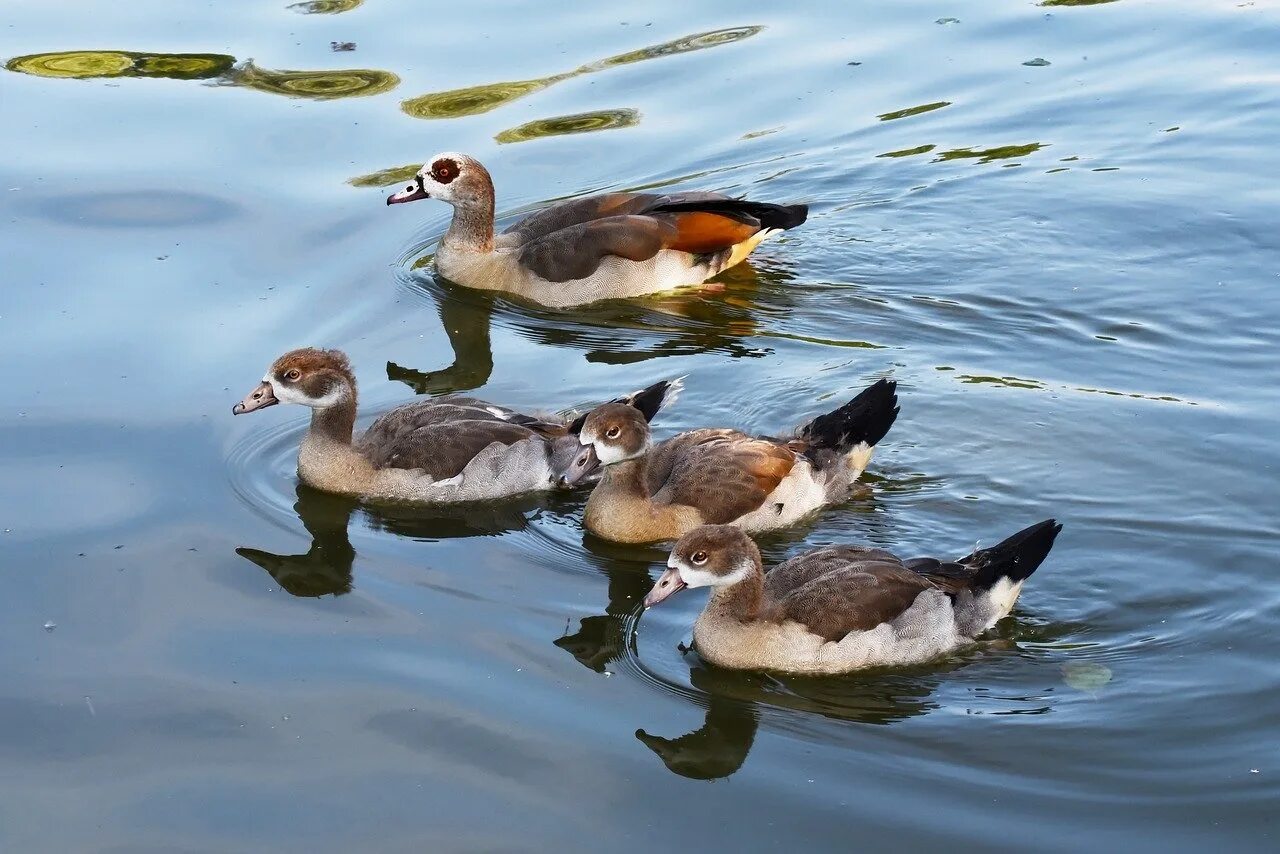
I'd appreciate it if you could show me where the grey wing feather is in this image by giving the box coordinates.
[355,397,565,480]
[517,216,673,283]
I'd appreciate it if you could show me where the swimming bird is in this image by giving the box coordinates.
[386,152,807,307]
[564,379,899,542]
[232,347,679,503]
[644,520,1062,674]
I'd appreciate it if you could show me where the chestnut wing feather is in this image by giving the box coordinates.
[515,191,765,284]
[355,397,565,480]
[503,191,728,244]
[648,430,796,524]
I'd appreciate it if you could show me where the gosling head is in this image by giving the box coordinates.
[385,152,492,208]
[232,348,356,415]
[562,403,652,486]
[561,377,683,486]
[644,525,763,609]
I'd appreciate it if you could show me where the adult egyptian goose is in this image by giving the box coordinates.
[644,520,1063,674]
[386,152,808,308]
[232,347,679,503]
[564,379,899,543]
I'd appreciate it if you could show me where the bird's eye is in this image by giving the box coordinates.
[405,183,415,193]
[605,426,621,439]
[285,369,301,381]
[691,551,708,565]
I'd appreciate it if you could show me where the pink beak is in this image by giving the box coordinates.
[644,567,686,609]
[386,180,429,205]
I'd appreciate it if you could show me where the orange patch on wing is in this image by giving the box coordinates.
[665,212,760,254]
[744,447,796,496]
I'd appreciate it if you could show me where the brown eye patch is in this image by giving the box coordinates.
[430,157,460,184]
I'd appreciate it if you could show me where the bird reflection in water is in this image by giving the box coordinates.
[236,483,567,596]
[389,260,791,396]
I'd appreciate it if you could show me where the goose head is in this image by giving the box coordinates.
[386,152,492,209]
[233,348,356,415]
[563,402,652,485]
[645,525,762,608]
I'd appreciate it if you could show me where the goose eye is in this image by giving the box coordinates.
[605,426,621,440]
[405,183,416,193]
[691,551,708,565]
[284,369,301,381]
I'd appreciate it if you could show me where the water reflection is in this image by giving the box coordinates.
[389,263,787,394]
[6,50,234,80]
[635,663,949,780]
[289,0,364,13]
[935,143,1044,163]
[5,51,398,100]
[401,26,761,119]
[495,108,640,145]
[877,101,951,121]
[236,483,566,596]
[236,484,357,597]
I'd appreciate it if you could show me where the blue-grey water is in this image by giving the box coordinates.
[2,0,1278,850]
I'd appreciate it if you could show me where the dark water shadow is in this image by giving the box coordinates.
[236,483,575,596]
[5,50,398,99]
[390,261,794,395]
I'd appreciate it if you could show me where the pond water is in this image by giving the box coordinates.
[2,0,1278,850]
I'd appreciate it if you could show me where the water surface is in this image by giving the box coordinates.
[2,0,1278,850]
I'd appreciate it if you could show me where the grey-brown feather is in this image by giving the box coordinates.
[767,558,936,641]
[647,429,797,524]
[354,396,567,481]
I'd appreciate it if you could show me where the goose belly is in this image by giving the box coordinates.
[437,247,719,308]
[693,589,970,675]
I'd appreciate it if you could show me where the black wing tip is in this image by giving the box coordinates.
[968,519,1063,587]
[801,377,900,451]
[648,198,809,231]
[627,377,684,423]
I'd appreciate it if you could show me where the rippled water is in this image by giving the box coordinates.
[3,0,1278,849]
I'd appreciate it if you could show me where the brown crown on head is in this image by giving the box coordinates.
[269,347,356,401]
[580,402,651,457]
[671,525,763,578]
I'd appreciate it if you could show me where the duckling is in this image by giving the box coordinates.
[232,347,679,503]
[644,520,1062,674]
[564,379,899,542]
[386,153,807,308]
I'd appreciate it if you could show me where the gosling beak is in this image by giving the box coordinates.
[644,567,686,609]
[561,444,600,487]
[232,381,278,415]
[386,180,429,205]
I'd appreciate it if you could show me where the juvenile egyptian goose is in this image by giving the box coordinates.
[644,520,1063,674]
[232,347,679,503]
[386,152,808,308]
[564,379,899,543]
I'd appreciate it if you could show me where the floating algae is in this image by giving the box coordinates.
[6,50,234,81]
[401,25,761,120]
[229,61,398,99]
[495,108,639,144]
